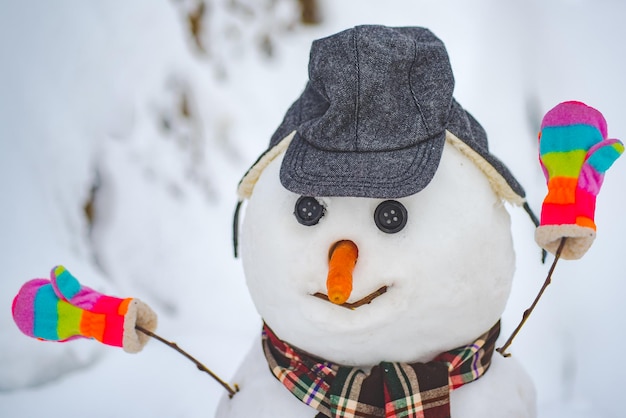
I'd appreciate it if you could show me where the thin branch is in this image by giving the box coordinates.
[313,286,388,310]
[135,325,239,398]
[497,237,567,357]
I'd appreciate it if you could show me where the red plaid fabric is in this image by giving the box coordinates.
[262,321,500,418]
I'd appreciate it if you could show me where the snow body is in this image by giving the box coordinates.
[216,141,536,417]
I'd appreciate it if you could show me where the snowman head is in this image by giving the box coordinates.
[235,26,528,366]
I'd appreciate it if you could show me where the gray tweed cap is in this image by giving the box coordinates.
[247,25,525,200]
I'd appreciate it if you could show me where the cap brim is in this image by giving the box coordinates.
[279,130,445,199]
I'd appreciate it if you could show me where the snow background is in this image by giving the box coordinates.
[1,0,625,416]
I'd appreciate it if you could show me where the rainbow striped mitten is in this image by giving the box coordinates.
[12,266,157,353]
[536,101,623,259]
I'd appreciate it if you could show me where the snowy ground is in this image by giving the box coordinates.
[1,0,625,417]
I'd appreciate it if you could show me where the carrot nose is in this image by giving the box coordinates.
[327,240,359,305]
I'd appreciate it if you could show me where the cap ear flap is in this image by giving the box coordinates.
[445,130,526,206]
[237,131,296,200]
[234,131,295,257]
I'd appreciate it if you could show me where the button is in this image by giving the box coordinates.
[294,196,325,226]
[374,200,407,233]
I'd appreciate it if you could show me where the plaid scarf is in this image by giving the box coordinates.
[262,321,500,418]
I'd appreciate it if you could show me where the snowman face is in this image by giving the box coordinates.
[240,141,515,366]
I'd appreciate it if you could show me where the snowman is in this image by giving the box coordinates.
[216,25,536,418]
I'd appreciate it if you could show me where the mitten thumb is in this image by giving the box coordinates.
[579,138,624,192]
[50,265,85,302]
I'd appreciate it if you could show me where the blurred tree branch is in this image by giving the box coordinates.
[171,0,322,65]
[298,0,321,25]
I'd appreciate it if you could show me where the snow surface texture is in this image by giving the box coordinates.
[1,0,625,417]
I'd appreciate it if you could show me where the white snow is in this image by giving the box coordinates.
[1,0,625,417]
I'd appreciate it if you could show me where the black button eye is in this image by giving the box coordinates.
[374,200,407,233]
[294,196,325,226]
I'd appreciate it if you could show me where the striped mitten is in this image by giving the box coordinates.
[12,266,157,353]
[536,101,623,259]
